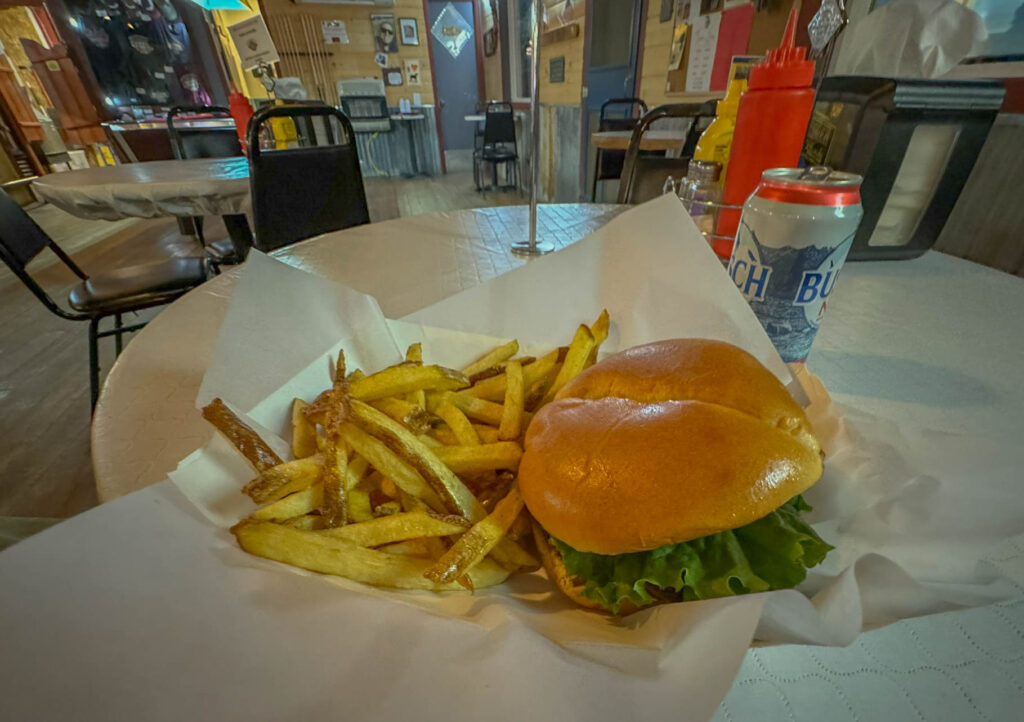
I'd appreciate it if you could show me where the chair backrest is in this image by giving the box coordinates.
[483,102,516,145]
[618,102,718,205]
[167,106,242,160]
[247,103,370,253]
[599,98,648,132]
[0,189,86,320]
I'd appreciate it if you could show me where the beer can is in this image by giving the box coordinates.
[728,167,863,363]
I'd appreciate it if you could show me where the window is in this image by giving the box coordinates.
[506,0,536,102]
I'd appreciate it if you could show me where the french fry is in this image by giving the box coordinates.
[423,485,526,585]
[347,487,374,522]
[446,393,504,426]
[252,483,323,521]
[242,455,323,504]
[370,397,436,434]
[378,540,433,557]
[434,403,481,446]
[202,398,283,472]
[334,348,347,383]
[345,454,370,491]
[589,309,610,354]
[320,440,348,528]
[460,350,559,402]
[291,399,318,459]
[350,365,469,401]
[349,400,484,521]
[338,423,442,510]
[282,515,320,531]
[542,325,596,404]
[430,424,501,446]
[232,520,510,590]
[461,339,519,377]
[499,361,524,441]
[404,343,423,364]
[317,511,470,547]
[433,443,523,475]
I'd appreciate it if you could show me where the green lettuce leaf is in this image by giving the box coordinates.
[552,497,833,614]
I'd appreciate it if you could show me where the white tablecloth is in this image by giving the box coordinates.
[31,158,250,221]
[3,206,1023,719]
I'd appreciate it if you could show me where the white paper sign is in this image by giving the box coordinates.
[228,15,280,71]
[321,19,349,44]
[686,11,722,93]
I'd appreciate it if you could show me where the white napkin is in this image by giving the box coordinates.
[170,195,1023,713]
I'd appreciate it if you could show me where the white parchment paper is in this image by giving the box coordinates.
[169,196,1022,716]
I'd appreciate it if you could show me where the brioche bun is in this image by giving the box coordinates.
[518,339,823,555]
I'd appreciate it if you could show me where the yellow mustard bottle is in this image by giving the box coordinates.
[693,74,746,182]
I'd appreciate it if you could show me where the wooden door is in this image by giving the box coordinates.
[0,55,46,176]
[21,38,105,146]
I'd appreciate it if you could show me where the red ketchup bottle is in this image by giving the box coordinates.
[713,6,816,261]
[228,91,254,153]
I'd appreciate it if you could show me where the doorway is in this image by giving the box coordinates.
[583,0,644,200]
[428,0,481,172]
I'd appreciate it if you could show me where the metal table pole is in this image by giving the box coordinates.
[511,0,554,257]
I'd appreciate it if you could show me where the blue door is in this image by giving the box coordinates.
[428,0,480,151]
[584,0,643,196]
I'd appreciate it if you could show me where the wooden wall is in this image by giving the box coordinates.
[235,0,435,106]
[539,4,585,106]
[480,0,504,101]
[638,0,674,107]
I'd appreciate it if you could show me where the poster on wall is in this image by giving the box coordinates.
[382,66,404,86]
[227,15,280,71]
[321,20,349,45]
[404,58,422,85]
[372,14,398,53]
[686,12,722,93]
[374,52,389,68]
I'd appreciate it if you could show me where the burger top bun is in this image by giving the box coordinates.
[518,339,823,555]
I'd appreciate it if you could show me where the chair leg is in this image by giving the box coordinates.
[114,313,123,356]
[591,149,601,202]
[88,318,100,412]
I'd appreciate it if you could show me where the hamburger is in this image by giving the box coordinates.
[518,338,832,613]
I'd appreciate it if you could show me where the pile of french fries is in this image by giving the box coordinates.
[201,310,610,592]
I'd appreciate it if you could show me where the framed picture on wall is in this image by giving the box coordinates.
[382,66,404,86]
[372,14,399,53]
[399,18,419,46]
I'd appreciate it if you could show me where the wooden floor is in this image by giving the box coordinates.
[0,173,522,519]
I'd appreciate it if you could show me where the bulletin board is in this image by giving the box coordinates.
[665,1,792,96]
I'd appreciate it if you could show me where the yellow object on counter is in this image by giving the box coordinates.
[693,76,744,182]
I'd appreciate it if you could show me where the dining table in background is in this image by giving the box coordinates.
[31,157,254,248]
[2,203,1022,719]
[591,129,689,151]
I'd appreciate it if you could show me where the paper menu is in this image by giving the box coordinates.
[687,12,722,93]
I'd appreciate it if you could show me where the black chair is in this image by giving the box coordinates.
[591,98,648,202]
[167,105,247,266]
[474,102,518,191]
[618,102,718,205]
[0,190,208,410]
[471,101,487,190]
[246,103,370,252]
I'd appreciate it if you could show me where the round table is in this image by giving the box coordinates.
[591,130,688,151]
[92,204,624,500]
[36,201,1024,717]
[31,157,250,221]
